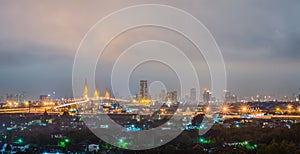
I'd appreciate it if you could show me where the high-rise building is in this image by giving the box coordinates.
[6,93,25,104]
[139,80,148,100]
[40,95,49,102]
[139,80,150,105]
[224,90,237,103]
[224,90,231,102]
[203,88,211,103]
[190,88,196,101]
[166,91,178,103]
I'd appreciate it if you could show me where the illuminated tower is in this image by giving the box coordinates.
[83,79,89,98]
[105,88,110,99]
[94,88,100,99]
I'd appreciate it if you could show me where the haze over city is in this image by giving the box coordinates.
[0,0,299,99]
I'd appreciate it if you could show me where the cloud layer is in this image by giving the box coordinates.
[0,0,299,98]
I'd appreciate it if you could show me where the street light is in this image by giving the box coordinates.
[276,107,280,112]
[242,106,247,112]
[222,105,229,113]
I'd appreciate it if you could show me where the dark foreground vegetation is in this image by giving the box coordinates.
[3,123,300,154]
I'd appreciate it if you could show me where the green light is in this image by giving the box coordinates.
[199,137,211,144]
[199,138,205,143]
[58,141,66,147]
[65,138,70,143]
[17,138,23,144]
[118,138,129,148]
[238,141,257,150]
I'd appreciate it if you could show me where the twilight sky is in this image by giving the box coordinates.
[0,0,299,99]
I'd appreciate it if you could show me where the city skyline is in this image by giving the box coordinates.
[1,1,300,153]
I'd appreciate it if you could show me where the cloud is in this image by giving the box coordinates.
[0,0,299,97]
[0,43,72,67]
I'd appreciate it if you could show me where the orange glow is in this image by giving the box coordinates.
[24,101,29,107]
[241,106,247,112]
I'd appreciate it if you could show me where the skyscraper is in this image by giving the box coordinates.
[224,90,231,103]
[190,88,196,102]
[224,90,237,103]
[139,80,148,100]
[166,91,178,103]
[203,88,211,103]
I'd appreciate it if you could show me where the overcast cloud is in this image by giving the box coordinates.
[0,0,299,98]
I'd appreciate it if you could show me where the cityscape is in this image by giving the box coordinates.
[1,1,300,154]
[0,80,300,153]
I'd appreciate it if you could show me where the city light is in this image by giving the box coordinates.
[118,138,129,148]
[199,137,211,144]
[1,1,300,153]
[276,107,280,112]
[64,138,70,143]
[287,105,292,110]
[206,107,210,111]
[24,101,29,107]
[58,141,66,148]
[241,106,248,113]
[222,105,229,113]
[16,138,23,144]
[8,102,12,107]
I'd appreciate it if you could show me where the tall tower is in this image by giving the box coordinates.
[105,88,110,99]
[139,80,148,100]
[94,88,100,99]
[83,79,89,98]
